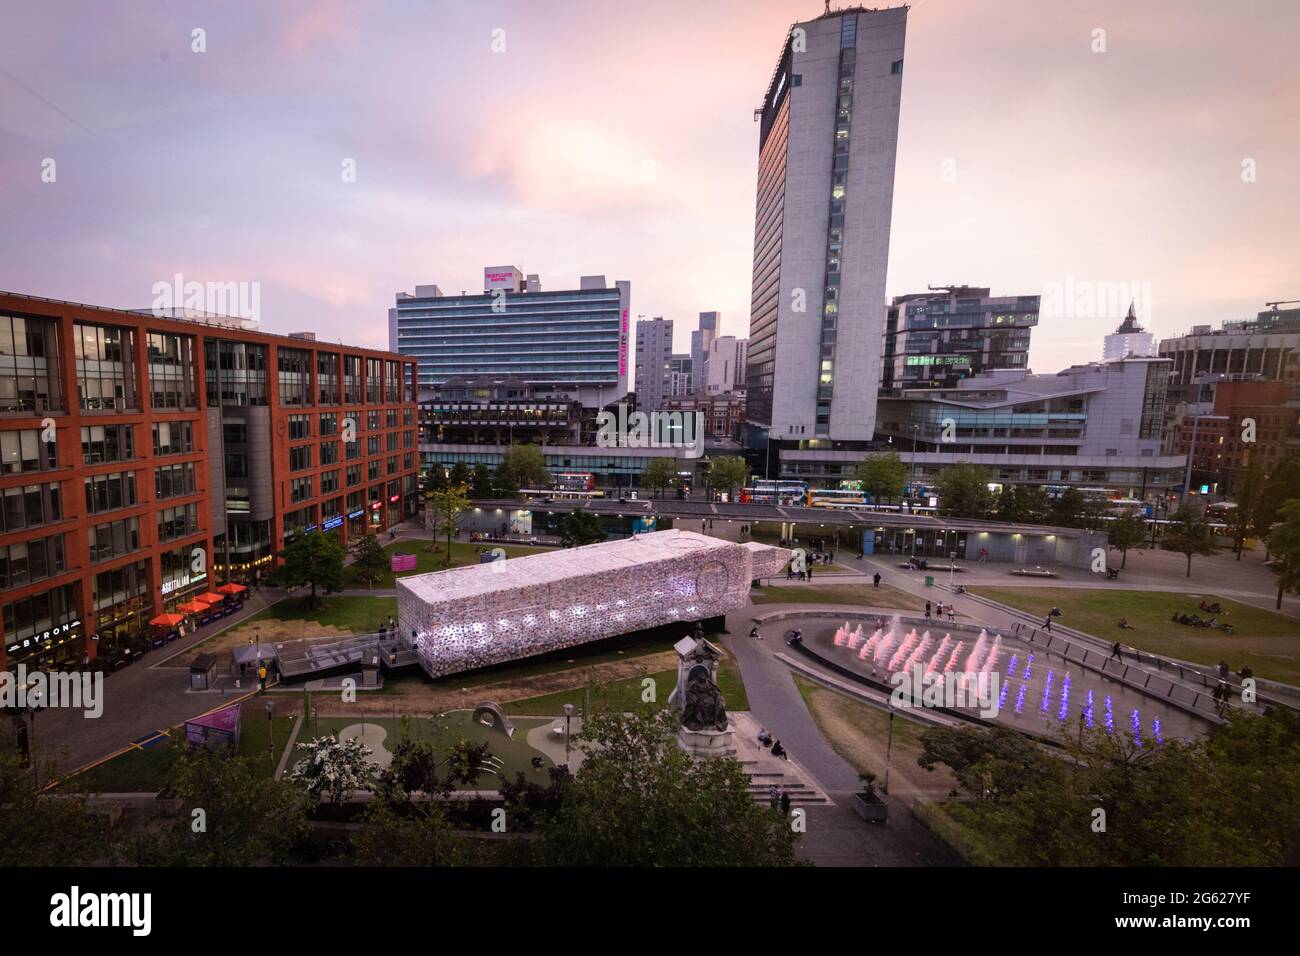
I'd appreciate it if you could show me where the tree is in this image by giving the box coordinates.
[1049,487,1087,528]
[424,465,448,494]
[349,532,388,588]
[0,752,108,866]
[856,451,908,507]
[124,747,310,866]
[706,455,749,501]
[1018,485,1050,523]
[426,483,470,566]
[448,461,472,489]
[558,509,605,547]
[469,463,494,499]
[994,484,1021,523]
[916,710,1300,866]
[640,457,678,498]
[270,531,345,609]
[1106,512,1146,569]
[1229,462,1264,560]
[539,707,798,866]
[1255,457,1300,559]
[290,734,376,806]
[1266,499,1300,610]
[934,464,994,519]
[497,444,550,493]
[1162,502,1219,578]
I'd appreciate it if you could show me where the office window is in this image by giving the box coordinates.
[320,469,340,494]
[366,358,382,404]
[146,332,197,408]
[82,424,134,465]
[157,503,199,543]
[2,428,58,473]
[75,323,137,411]
[289,445,312,472]
[155,462,196,500]
[205,340,268,406]
[278,348,311,406]
[0,534,66,589]
[343,355,362,404]
[288,413,311,440]
[0,315,63,413]
[153,420,194,456]
[317,351,340,405]
[290,476,313,503]
[88,517,140,563]
[84,472,138,515]
[320,440,339,465]
[2,483,62,532]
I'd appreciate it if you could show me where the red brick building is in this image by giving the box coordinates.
[1174,380,1299,495]
[0,291,418,670]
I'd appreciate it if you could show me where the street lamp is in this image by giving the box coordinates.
[266,701,274,756]
[563,702,574,768]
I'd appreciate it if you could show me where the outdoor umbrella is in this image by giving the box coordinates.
[149,613,185,627]
[217,583,247,595]
[198,591,226,604]
[177,600,211,614]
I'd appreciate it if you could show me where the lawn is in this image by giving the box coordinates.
[345,540,549,589]
[793,676,955,801]
[67,699,298,793]
[244,595,398,633]
[972,586,1300,684]
[502,662,748,716]
[752,582,928,612]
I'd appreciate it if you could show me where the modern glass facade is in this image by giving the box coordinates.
[395,287,626,390]
[881,290,1040,393]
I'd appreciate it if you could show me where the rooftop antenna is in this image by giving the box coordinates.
[825,1,831,13]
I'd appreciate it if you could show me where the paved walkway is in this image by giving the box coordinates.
[722,607,959,865]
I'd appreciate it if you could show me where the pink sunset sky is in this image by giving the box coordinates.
[1,0,1296,377]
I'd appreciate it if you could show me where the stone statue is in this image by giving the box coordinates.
[681,671,728,732]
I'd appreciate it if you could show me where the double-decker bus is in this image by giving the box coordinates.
[553,471,596,492]
[739,479,809,505]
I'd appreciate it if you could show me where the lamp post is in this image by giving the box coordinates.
[563,702,574,768]
[266,701,274,756]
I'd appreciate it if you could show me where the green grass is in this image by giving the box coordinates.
[752,582,928,611]
[345,540,549,588]
[502,662,748,716]
[68,700,297,793]
[244,596,398,633]
[972,586,1300,685]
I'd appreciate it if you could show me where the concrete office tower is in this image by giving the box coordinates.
[1104,303,1156,361]
[393,267,630,407]
[706,335,748,395]
[747,5,907,442]
[634,316,674,413]
[691,311,719,394]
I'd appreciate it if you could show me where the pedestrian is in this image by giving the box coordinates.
[873,571,881,588]
[787,564,795,581]
[1043,615,1052,633]
[780,792,791,817]
[806,563,813,581]
[770,739,788,760]
[769,784,780,809]
[749,625,762,640]
[925,601,932,620]
[1110,641,1122,662]
[1218,660,1230,681]
[947,605,956,622]
[257,663,268,691]
[935,600,944,619]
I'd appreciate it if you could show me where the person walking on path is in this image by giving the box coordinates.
[780,792,791,817]
[769,784,780,809]
[873,571,881,588]
[1110,641,1123,662]
[1043,614,1053,633]
[257,663,268,691]
[925,601,932,621]
[947,604,956,622]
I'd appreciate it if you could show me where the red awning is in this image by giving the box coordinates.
[198,591,226,604]
[149,613,185,627]
[217,583,248,594]
[177,600,211,614]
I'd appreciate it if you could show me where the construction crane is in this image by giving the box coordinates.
[1264,300,1300,310]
